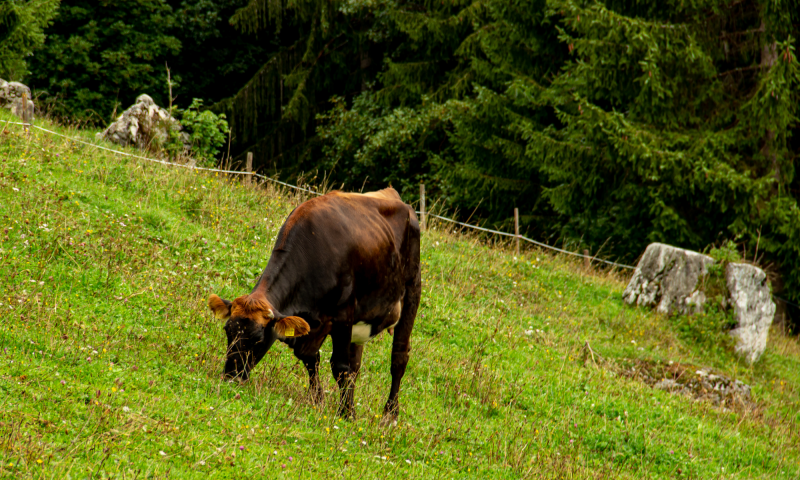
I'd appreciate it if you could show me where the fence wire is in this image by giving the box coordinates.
[6,120,636,269]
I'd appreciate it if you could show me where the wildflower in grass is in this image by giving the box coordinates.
[239,446,244,451]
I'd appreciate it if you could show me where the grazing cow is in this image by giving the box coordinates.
[208,187,421,422]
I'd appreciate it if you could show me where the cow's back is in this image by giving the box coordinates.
[263,188,419,320]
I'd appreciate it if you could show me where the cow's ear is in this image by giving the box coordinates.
[274,316,310,338]
[208,294,232,320]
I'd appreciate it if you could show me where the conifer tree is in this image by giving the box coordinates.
[515,0,800,297]
[212,0,382,172]
[317,0,800,303]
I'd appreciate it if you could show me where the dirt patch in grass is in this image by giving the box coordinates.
[619,359,753,409]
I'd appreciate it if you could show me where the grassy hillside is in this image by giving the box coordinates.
[1,111,799,479]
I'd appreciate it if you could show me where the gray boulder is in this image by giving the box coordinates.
[727,263,775,363]
[624,242,776,363]
[622,243,714,315]
[0,78,35,121]
[97,94,189,151]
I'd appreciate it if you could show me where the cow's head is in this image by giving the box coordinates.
[208,293,310,382]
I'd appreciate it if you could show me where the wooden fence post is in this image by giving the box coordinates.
[245,152,253,186]
[584,249,591,270]
[419,183,426,231]
[514,208,519,256]
[21,91,29,134]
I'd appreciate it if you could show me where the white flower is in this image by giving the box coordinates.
[122,406,131,412]
[12,188,19,192]
[405,459,411,464]
[159,451,166,456]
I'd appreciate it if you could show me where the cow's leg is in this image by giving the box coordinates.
[298,352,323,405]
[292,333,329,405]
[330,323,355,418]
[348,343,364,415]
[382,271,421,425]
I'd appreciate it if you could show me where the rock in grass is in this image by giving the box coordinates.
[624,243,776,363]
[0,78,35,121]
[727,263,775,364]
[97,94,189,151]
[622,243,714,315]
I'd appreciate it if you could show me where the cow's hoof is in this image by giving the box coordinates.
[307,391,324,406]
[336,410,355,421]
[379,413,398,427]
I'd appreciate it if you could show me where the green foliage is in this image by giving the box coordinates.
[700,240,743,306]
[166,0,269,106]
[0,0,60,80]
[28,0,181,124]
[495,0,800,302]
[0,1,20,44]
[214,0,386,173]
[316,93,455,197]
[672,306,738,360]
[708,241,743,267]
[310,0,800,306]
[179,98,229,165]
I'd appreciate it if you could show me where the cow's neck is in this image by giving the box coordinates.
[250,272,297,317]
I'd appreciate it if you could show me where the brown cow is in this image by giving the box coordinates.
[208,187,421,423]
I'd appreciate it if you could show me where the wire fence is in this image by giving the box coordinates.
[9,120,800,315]
[5,120,636,268]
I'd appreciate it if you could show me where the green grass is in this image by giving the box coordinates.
[1,110,799,479]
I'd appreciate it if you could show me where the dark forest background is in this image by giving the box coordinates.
[3,0,800,310]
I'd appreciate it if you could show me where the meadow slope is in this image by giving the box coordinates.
[1,112,799,479]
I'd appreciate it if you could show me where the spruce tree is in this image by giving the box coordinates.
[516,0,800,296]
[316,0,800,304]
[212,0,382,172]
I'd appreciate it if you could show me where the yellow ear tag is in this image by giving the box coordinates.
[285,328,294,337]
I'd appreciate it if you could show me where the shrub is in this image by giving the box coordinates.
[178,98,229,166]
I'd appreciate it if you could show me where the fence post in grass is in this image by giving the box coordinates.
[21,91,30,135]
[584,249,591,270]
[245,152,253,186]
[514,208,520,256]
[419,183,426,231]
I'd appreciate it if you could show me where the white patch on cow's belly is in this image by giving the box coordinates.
[351,322,373,344]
